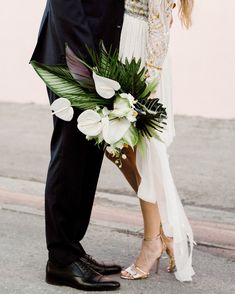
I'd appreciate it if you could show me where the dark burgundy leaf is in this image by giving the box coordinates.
[65,45,95,89]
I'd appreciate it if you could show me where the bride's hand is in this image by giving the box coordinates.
[105,146,140,193]
[105,145,136,163]
[145,67,161,98]
[170,2,176,28]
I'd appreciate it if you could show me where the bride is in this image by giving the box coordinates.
[106,0,196,282]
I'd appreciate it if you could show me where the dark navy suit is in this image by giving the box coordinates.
[31,0,124,265]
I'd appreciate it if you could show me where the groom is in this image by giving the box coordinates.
[31,0,124,291]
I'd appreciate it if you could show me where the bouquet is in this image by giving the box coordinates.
[31,43,167,167]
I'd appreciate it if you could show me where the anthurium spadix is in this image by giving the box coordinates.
[50,98,74,121]
[93,71,121,99]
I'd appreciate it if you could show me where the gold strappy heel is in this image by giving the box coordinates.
[120,233,166,280]
[160,223,176,273]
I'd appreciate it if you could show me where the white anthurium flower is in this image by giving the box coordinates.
[93,71,121,99]
[119,93,136,107]
[77,109,103,136]
[111,94,138,122]
[102,117,131,144]
[50,98,74,121]
[110,129,137,153]
[111,96,132,118]
[122,124,139,148]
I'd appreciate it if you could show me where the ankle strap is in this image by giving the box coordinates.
[144,233,161,241]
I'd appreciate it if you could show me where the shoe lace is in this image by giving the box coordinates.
[77,259,94,275]
[84,254,100,266]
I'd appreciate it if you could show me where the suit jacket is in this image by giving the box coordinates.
[31,0,125,64]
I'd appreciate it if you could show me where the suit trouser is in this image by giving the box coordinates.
[45,88,104,265]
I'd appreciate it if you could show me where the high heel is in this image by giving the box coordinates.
[166,254,176,273]
[155,256,160,274]
[160,223,176,273]
[120,233,166,280]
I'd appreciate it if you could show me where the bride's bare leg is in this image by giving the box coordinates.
[140,199,161,239]
[105,147,141,193]
[105,147,161,238]
[121,200,164,278]
[106,148,165,277]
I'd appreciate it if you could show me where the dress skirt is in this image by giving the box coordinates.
[119,12,196,282]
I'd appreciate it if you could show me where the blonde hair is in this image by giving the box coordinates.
[179,0,194,29]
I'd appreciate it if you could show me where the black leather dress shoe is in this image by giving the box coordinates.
[46,260,120,291]
[81,254,122,275]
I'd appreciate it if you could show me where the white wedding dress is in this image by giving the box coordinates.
[119,0,196,282]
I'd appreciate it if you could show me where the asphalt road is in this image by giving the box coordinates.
[1,208,235,294]
[1,102,235,293]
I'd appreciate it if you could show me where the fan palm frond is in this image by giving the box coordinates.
[135,99,167,139]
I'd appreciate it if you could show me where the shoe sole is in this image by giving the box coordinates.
[46,273,120,292]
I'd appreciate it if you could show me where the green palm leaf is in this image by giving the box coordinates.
[84,43,150,99]
[31,61,86,98]
[85,43,120,79]
[118,58,147,98]
[30,61,110,110]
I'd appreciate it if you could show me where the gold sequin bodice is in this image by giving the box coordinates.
[124,0,176,80]
[125,0,149,19]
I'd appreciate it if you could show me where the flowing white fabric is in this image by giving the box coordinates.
[119,2,196,282]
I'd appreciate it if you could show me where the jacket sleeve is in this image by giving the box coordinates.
[49,0,95,59]
[146,0,175,81]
